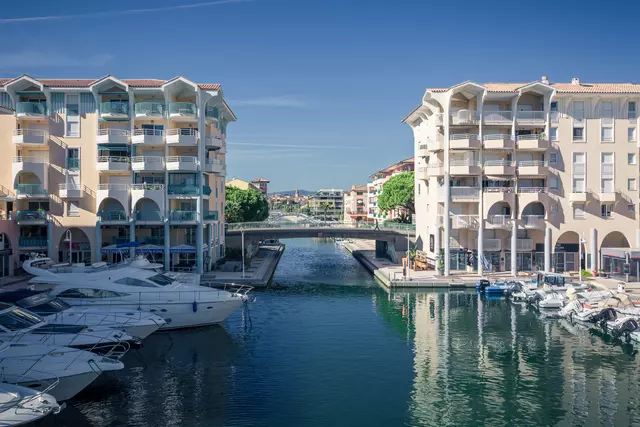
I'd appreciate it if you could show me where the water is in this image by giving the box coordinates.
[37,239,640,427]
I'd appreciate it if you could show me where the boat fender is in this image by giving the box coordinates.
[192,301,198,313]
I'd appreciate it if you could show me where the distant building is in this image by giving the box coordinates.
[367,157,414,221]
[343,185,369,224]
[309,189,344,221]
[251,178,270,194]
[226,178,260,192]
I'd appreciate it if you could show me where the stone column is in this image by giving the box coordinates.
[47,221,54,261]
[544,227,552,273]
[444,173,451,275]
[434,225,441,270]
[590,228,598,272]
[207,224,213,271]
[163,220,170,272]
[510,220,517,276]
[94,221,101,262]
[129,220,136,259]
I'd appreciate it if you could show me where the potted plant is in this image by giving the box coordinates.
[435,254,444,275]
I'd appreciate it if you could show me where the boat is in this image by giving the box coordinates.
[537,290,567,309]
[0,303,140,358]
[0,341,124,401]
[0,290,166,339]
[0,383,61,425]
[588,307,640,343]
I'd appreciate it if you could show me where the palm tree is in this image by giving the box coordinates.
[319,202,331,222]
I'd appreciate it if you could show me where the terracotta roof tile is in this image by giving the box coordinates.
[122,79,166,87]
[251,178,270,183]
[198,84,221,90]
[0,77,221,89]
[427,82,640,94]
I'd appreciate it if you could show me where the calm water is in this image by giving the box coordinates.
[37,239,640,427]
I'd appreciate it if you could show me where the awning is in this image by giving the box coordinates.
[101,244,125,254]
[484,176,514,181]
[170,244,208,254]
[97,144,130,151]
[136,244,164,254]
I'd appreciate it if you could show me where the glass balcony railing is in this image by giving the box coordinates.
[16,102,47,115]
[203,210,218,221]
[98,210,128,221]
[203,185,212,196]
[169,102,196,116]
[111,236,130,244]
[100,101,129,116]
[66,158,79,169]
[19,237,48,247]
[205,106,219,119]
[135,210,162,221]
[141,236,164,245]
[167,184,199,195]
[134,102,165,116]
[16,184,47,196]
[169,210,199,221]
[16,210,47,221]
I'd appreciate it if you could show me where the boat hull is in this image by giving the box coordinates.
[20,371,100,401]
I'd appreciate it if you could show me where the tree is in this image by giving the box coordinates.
[319,202,331,221]
[377,171,415,223]
[225,186,269,223]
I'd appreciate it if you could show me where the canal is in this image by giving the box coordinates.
[38,239,640,426]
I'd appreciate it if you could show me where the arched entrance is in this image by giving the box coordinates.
[134,198,162,221]
[600,231,632,279]
[601,231,630,249]
[59,228,91,264]
[0,233,11,277]
[98,198,127,220]
[553,231,583,273]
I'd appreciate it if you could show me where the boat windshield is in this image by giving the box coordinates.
[26,298,71,313]
[147,274,174,286]
[0,308,44,331]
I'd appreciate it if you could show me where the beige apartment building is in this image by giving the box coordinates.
[367,157,414,222]
[0,75,234,275]
[343,185,368,224]
[403,77,638,277]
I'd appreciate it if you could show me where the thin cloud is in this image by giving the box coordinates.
[0,0,250,24]
[230,96,308,108]
[0,52,114,68]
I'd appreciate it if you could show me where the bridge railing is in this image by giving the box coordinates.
[227,220,415,233]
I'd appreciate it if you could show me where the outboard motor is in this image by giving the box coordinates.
[526,292,543,306]
[611,318,640,342]
[504,282,522,296]
[589,307,617,324]
[476,279,490,292]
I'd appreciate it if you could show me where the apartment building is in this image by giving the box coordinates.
[403,77,637,277]
[251,178,270,194]
[367,157,414,221]
[343,185,369,224]
[309,189,344,221]
[0,75,235,275]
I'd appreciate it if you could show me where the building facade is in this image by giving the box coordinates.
[367,158,414,222]
[309,189,344,221]
[227,178,260,192]
[343,185,369,224]
[404,77,637,277]
[251,178,269,194]
[0,75,235,275]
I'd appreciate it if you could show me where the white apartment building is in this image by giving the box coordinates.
[309,189,344,221]
[367,157,414,221]
[0,75,234,275]
[343,185,369,224]
[403,77,639,277]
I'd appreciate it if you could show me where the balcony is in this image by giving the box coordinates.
[97,209,129,224]
[486,215,512,229]
[15,184,47,199]
[449,134,481,150]
[517,160,548,176]
[15,210,47,225]
[483,110,513,125]
[169,102,197,122]
[516,238,534,251]
[204,136,223,149]
[19,237,47,248]
[416,167,429,180]
[482,134,514,150]
[169,210,199,223]
[134,102,164,119]
[59,183,82,198]
[168,184,199,196]
[97,156,131,173]
[599,190,616,203]
[450,160,481,176]
[516,111,545,125]
[483,160,515,175]
[517,187,548,205]
[12,156,48,189]
[433,113,444,126]
[100,101,129,120]
[166,156,199,171]
[204,158,224,174]
[203,210,219,221]
[12,129,49,145]
[570,191,587,203]
[131,156,164,172]
[66,158,79,170]
[516,134,549,151]
[203,185,212,196]
[166,128,198,145]
[131,184,164,211]
[205,106,219,122]
[426,137,444,152]
[97,128,130,145]
[134,210,163,223]
[522,215,545,229]
[96,184,130,214]
[483,239,502,251]
[16,102,48,120]
[417,143,429,157]
[439,187,480,202]
[132,129,164,146]
[450,110,478,126]
[451,215,480,229]
[483,187,516,212]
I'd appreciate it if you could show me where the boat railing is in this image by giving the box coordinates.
[59,289,242,306]
[0,368,60,399]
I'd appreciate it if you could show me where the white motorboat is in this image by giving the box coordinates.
[0,383,61,425]
[0,341,124,401]
[588,307,640,342]
[0,290,165,339]
[535,290,566,309]
[0,303,140,358]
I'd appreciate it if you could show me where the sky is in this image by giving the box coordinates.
[2,0,640,192]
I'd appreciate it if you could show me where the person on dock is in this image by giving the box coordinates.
[374,219,380,231]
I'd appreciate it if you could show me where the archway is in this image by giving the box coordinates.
[554,231,582,273]
[601,231,630,249]
[600,231,632,279]
[98,198,127,220]
[134,198,162,221]
[13,172,44,196]
[521,202,545,218]
[58,228,91,264]
[486,201,512,227]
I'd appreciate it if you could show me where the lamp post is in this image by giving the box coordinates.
[64,229,73,264]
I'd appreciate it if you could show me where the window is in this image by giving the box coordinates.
[601,203,613,218]
[629,178,637,191]
[601,101,614,119]
[549,153,558,164]
[573,203,586,219]
[550,101,558,121]
[572,152,586,192]
[141,123,164,136]
[550,127,558,141]
[65,94,80,138]
[601,153,614,193]
[417,183,421,196]
[67,201,79,217]
[113,277,157,288]
[629,153,637,165]
[550,204,558,213]
[66,148,79,170]
[630,204,636,213]
[573,127,584,141]
[573,101,585,120]
[601,127,613,142]
[629,102,637,119]
[0,308,43,331]
[57,288,129,298]
[550,177,559,190]
[629,128,636,142]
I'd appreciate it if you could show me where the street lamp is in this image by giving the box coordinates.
[63,229,73,264]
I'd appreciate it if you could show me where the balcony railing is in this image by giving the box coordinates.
[167,184,199,195]
[97,183,130,191]
[19,237,47,247]
[141,236,164,245]
[483,111,513,122]
[517,187,547,193]
[131,156,164,169]
[516,238,534,251]
[134,102,164,116]
[134,128,164,137]
[97,128,131,142]
[517,160,547,167]
[450,133,479,140]
[13,155,49,164]
[483,134,512,140]
[135,210,163,221]
[451,110,478,124]
[205,106,219,119]
[12,129,49,144]
[484,160,513,166]
[16,184,47,196]
[517,134,546,141]
[16,102,47,115]
[451,215,479,228]
[522,215,545,228]
[450,160,480,167]
[483,186,515,193]
[203,210,219,220]
[169,102,197,117]
[97,156,131,164]
[517,111,545,122]
[98,210,128,221]
[66,158,79,169]
[448,187,480,200]
[487,215,511,228]
[166,156,198,165]
[16,210,47,221]
[169,210,199,221]
[130,183,164,191]
[100,101,129,116]
[483,239,501,251]
[167,128,198,137]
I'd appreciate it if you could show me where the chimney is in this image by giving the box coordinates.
[572,77,580,85]
[541,76,549,84]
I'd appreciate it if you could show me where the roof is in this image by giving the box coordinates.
[251,178,270,183]
[426,81,640,94]
[370,157,415,178]
[0,76,221,90]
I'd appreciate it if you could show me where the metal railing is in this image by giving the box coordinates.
[483,239,501,251]
[451,215,479,228]
[131,156,164,167]
[16,184,47,196]
[517,187,547,193]
[516,238,534,251]
[451,109,478,123]
[517,111,545,121]
[97,128,131,137]
[167,184,199,195]
[483,186,515,193]
[134,102,164,116]
[169,210,199,221]
[517,134,546,140]
[450,133,479,140]
[483,134,512,140]
[133,128,164,137]
[130,183,164,191]
[517,160,547,167]
[487,215,511,227]
[98,210,128,221]
[19,237,47,247]
[169,102,197,116]
[450,187,480,200]
[227,220,416,233]
[59,183,81,192]
[450,159,480,167]
[66,158,80,169]
[483,111,512,122]
[166,156,198,165]
[12,128,49,141]
[167,128,199,137]
[16,210,47,221]
[484,160,513,167]
[16,102,47,115]
[97,183,129,191]
[100,102,129,115]
[13,155,49,163]
[522,215,545,228]
[203,210,219,220]
[97,156,130,163]
[135,210,163,221]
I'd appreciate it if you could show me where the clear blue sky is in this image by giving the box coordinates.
[2,0,639,192]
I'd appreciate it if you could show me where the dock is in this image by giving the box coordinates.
[201,243,285,287]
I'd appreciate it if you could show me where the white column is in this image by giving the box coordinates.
[636,229,640,249]
[129,220,136,259]
[444,172,451,275]
[544,226,552,272]
[47,221,54,261]
[94,220,101,262]
[163,220,170,272]
[590,228,598,272]
[434,225,441,268]
[510,220,517,276]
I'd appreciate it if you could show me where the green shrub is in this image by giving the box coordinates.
[581,269,593,278]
